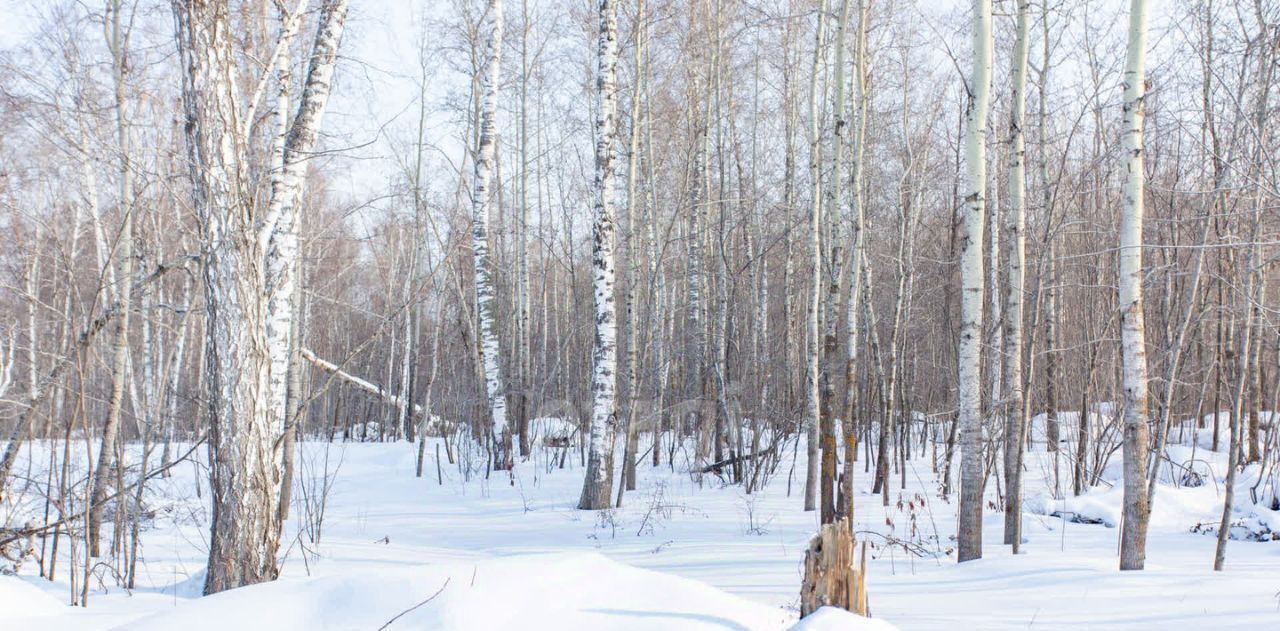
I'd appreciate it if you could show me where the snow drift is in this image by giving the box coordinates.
[121,553,799,631]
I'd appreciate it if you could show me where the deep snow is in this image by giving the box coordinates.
[1,415,1278,629]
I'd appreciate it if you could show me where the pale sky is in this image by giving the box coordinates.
[0,0,1193,217]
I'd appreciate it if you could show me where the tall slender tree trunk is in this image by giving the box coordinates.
[840,0,870,527]
[1037,17,1058,458]
[998,0,1029,550]
[470,0,512,470]
[1001,0,1030,552]
[579,0,620,511]
[986,143,1002,416]
[1117,0,1151,572]
[89,0,135,557]
[515,0,533,459]
[1215,234,1260,571]
[957,0,992,564]
[817,0,850,526]
[619,0,647,500]
[277,262,305,524]
[1213,4,1273,569]
[803,0,828,513]
[781,17,799,426]
[686,89,708,475]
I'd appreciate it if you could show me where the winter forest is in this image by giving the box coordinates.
[0,0,1277,628]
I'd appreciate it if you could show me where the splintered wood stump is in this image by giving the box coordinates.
[800,518,867,617]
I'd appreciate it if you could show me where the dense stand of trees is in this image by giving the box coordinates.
[0,0,1277,602]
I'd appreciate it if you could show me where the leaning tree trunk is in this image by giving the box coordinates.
[1117,0,1150,572]
[1213,4,1273,570]
[578,0,620,511]
[957,0,992,564]
[1215,229,1260,571]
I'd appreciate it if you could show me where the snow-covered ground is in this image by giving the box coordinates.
[1,417,1278,630]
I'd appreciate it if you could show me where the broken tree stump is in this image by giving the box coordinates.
[799,518,868,617]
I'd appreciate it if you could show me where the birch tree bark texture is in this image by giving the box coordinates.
[1118,0,1151,572]
[840,0,870,529]
[88,0,136,558]
[172,0,348,594]
[818,0,851,527]
[470,0,513,471]
[803,0,828,515]
[957,0,992,564]
[618,0,647,502]
[1001,0,1030,552]
[579,0,620,511]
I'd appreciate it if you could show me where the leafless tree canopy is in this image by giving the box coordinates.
[0,0,1277,606]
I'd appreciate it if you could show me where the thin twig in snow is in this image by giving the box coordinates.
[377,578,451,631]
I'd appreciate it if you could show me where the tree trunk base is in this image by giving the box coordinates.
[800,518,868,617]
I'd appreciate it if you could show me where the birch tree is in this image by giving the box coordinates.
[470,0,512,470]
[1117,0,1150,572]
[87,0,136,558]
[1001,0,1030,552]
[803,0,828,514]
[957,0,992,563]
[839,0,870,527]
[619,0,648,500]
[515,0,534,457]
[579,0,620,511]
[817,0,851,525]
[171,0,348,593]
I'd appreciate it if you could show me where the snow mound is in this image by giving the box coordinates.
[0,575,66,621]
[1024,434,1280,538]
[123,552,793,630]
[790,607,897,630]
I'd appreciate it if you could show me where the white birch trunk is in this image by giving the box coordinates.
[0,332,12,402]
[173,0,347,594]
[816,0,851,525]
[89,0,135,558]
[619,0,647,499]
[301,348,424,416]
[1117,0,1150,572]
[986,147,1002,409]
[175,1,272,590]
[579,0,620,510]
[516,0,533,457]
[399,91,429,442]
[264,0,345,443]
[470,0,511,468]
[957,0,992,564]
[840,0,869,526]
[1001,0,1030,552]
[803,0,828,514]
